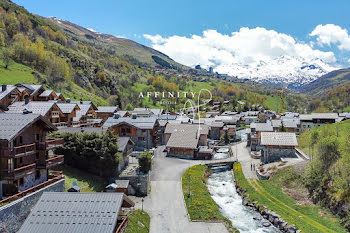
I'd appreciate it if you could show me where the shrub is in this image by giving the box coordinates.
[138,151,152,173]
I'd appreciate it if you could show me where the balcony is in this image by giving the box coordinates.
[1,163,36,179]
[37,155,64,169]
[36,138,64,151]
[53,122,68,128]
[0,143,36,158]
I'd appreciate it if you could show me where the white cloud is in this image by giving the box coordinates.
[310,24,350,51]
[144,27,337,83]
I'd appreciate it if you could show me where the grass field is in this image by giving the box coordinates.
[58,165,107,192]
[0,61,38,84]
[263,94,281,112]
[125,210,150,233]
[233,163,346,233]
[182,165,239,233]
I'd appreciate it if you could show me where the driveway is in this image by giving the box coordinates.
[131,146,228,233]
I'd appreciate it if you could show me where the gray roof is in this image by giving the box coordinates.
[270,119,298,129]
[103,116,158,130]
[58,127,105,134]
[300,113,339,121]
[57,103,79,114]
[73,104,92,121]
[261,132,298,146]
[251,123,273,132]
[16,84,43,96]
[115,180,129,189]
[0,85,17,101]
[18,192,127,233]
[0,113,55,141]
[165,124,209,149]
[7,101,58,116]
[118,137,133,152]
[39,90,55,98]
[158,115,177,120]
[132,108,163,115]
[96,106,118,113]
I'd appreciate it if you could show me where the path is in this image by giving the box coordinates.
[232,141,260,180]
[131,146,228,233]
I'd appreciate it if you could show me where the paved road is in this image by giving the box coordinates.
[131,146,228,233]
[232,141,260,180]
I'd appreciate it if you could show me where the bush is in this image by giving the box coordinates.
[138,151,152,173]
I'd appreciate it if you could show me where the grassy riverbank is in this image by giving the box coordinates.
[182,165,239,233]
[125,210,150,233]
[233,163,346,233]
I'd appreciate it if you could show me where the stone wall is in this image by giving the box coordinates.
[262,147,296,163]
[0,178,65,233]
[118,173,149,197]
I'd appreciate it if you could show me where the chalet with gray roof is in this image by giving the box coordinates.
[0,113,64,197]
[165,124,209,159]
[117,137,134,172]
[300,113,342,131]
[0,85,21,110]
[96,106,119,123]
[71,101,98,127]
[7,101,64,127]
[260,132,298,163]
[15,84,45,101]
[18,192,134,233]
[56,103,80,127]
[103,116,159,150]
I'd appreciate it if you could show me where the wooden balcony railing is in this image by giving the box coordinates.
[115,216,128,233]
[0,171,63,205]
[53,122,68,128]
[37,138,64,151]
[0,143,36,158]
[1,163,36,179]
[37,155,64,169]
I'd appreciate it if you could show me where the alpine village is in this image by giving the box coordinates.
[0,1,350,233]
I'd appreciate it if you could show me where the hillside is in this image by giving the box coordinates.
[299,68,350,96]
[45,17,186,70]
[298,120,350,230]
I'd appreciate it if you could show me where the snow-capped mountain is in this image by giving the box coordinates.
[214,55,337,87]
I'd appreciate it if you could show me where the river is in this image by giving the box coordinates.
[207,169,281,233]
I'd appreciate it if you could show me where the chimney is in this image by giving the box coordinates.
[24,96,30,105]
[66,98,71,103]
[131,114,137,119]
[1,85,6,92]
[22,108,32,114]
[114,113,120,119]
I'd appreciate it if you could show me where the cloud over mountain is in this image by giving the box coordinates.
[144,26,347,85]
[310,24,350,51]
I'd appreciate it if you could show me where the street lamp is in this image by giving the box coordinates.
[141,198,144,211]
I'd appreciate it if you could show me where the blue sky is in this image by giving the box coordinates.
[13,0,350,44]
[12,0,350,74]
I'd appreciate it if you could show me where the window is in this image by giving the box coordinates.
[126,128,131,133]
[19,157,23,164]
[19,178,24,186]
[142,129,146,133]
[36,152,39,160]
[19,136,23,144]
[36,134,40,142]
[35,170,41,180]
[138,137,144,141]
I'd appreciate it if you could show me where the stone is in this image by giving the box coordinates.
[262,222,271,227]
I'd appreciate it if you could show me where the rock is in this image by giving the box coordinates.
[253,216,262,221]
[262,222,271,227]
[287,225,297,233]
